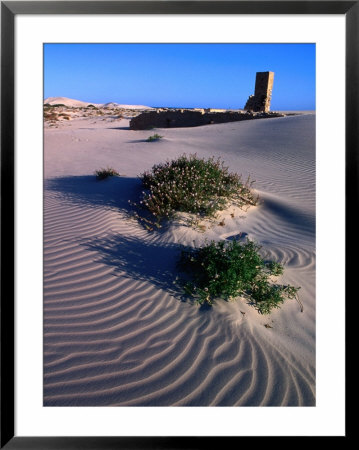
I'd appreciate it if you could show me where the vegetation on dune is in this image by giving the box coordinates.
[44,112,59,122]
[134,153,300,313]
[58,113,71,120]
[137,153,258,226]
[44,104,70,122]
[60,144,300,314]
[95,167,119,180]
[44,103,66,108]
[146,133,163,142]
[178,239,301,314]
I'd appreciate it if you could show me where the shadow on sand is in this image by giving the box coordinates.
[82,234,199,305]
[105,126,130,131]
[45,175,141,213]
[45,176,204,304]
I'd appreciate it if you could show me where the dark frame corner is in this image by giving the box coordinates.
[1,1,355,448]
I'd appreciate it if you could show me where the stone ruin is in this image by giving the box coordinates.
[129,109,283,130]
[244,71,274,113]
[129,71,281,130]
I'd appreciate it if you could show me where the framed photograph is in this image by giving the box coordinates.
[1,1,353,447]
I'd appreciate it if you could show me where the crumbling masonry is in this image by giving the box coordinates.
[129,109,283,130]
[244,71,274,113]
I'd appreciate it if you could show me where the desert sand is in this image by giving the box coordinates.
[43,101,315,406]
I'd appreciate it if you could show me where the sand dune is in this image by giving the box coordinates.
[44,96,153,110]
[44,97,100,107]
[44,112,315,406]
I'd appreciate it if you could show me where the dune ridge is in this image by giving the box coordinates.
[44,96,153,110]
[44,112,315,406]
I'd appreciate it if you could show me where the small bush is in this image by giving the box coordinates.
[47,104,66,108]
[138,154,257,224]
[146,134,163,142]
[178,239,300,314]
[95,167,119,180]
[59,113,71,120]
[44,112,58,122]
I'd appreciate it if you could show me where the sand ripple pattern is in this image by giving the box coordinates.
[44,114,315,406]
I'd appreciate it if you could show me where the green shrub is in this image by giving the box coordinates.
[178,239,300,314]
[266,261,284,276]
[95,167,119,180]
[138,154,257,224]
[146,133,163,142]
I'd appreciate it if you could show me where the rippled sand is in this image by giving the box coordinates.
[44,113,315,406]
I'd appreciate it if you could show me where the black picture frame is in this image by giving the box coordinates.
[1,1,354,448]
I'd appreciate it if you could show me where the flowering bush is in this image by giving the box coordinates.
[178,239,300,314]
[139,154,258,224]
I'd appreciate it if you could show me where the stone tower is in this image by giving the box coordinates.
[244,71,274,112]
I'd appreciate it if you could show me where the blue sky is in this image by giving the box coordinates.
[44,43,315,110]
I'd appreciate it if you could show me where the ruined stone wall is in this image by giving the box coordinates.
[244,71,274,112]
[129,109,283,130]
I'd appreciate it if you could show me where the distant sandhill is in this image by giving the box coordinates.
[44,97,153,110]
[44,97,99,107]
